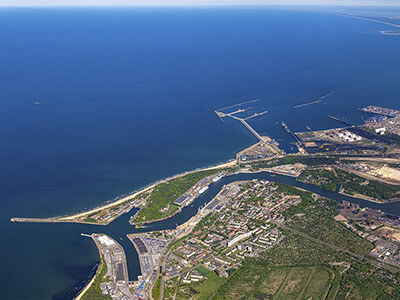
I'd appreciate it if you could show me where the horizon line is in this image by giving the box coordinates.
[1,1,400,8]
[1,4,400,7]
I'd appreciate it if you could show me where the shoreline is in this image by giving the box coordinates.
[338,190,386,204]
[10,159,237,225]
[294,173,395,205]
[12,156,399,225]
[75,234,102,300]
[65,164,400,299]
[296,179,388,204]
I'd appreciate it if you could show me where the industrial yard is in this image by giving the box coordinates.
[82,233,132,299]
[361,105,400,136]
[14,103,400,300]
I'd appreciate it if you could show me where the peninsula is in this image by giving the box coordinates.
[11,104,400,300]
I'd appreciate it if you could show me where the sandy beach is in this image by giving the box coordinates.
[11,159,237,224]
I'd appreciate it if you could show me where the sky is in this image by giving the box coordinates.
[1,0,399,6]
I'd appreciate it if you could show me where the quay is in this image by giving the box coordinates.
[293,99,321,109]
[359,105,400,118]
[281,121,305,149]
[215,100,268,144]
[238,118,266,143]
[77,233,133,299]
[128,234,168,300]
[328,115,353,126]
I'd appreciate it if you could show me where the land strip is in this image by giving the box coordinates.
[10,160,237,225]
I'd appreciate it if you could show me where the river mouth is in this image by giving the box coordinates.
[70,171,400,289]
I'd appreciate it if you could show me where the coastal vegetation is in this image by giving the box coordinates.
[133,169,224,223]
[298,168,344,188]
[80,259,111,300]
[343,177,400,200]
[298,167,400,200]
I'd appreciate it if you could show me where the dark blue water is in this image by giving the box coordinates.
[1,7,400,299]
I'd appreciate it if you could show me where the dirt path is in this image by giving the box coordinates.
[296,268,315,300]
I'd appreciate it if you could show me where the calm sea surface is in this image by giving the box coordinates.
[0,7,399,299]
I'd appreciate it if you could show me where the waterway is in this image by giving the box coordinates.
[29,170,400,299]
[2,6,400,299]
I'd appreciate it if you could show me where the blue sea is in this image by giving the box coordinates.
[0,6,400,299]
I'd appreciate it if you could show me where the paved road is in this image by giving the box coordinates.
[158,249,172,300]
[272,221,400,273]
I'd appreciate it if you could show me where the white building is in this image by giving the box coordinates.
[375,127,387,135]
[228,231,254,247]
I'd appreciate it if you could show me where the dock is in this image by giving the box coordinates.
[81,233,92,238]
[328,115,353,126]
[293,100,321,109]
[359,105,400,118]
[215,100,267,144]
[10,217,62,223]
[281,121,306,149]
[86,234,132,299]
[238,118,266,143]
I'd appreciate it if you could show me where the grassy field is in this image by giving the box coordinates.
[152,277,161,300]
[196,266,210,276]
[302,268,332,300]
[191,270,226,300]
[209,265,333,300]
[167,268,226,300]
[257,268,287,297]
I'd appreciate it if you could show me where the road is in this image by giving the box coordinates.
[272,221,400,273]
[157,249,172,300]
